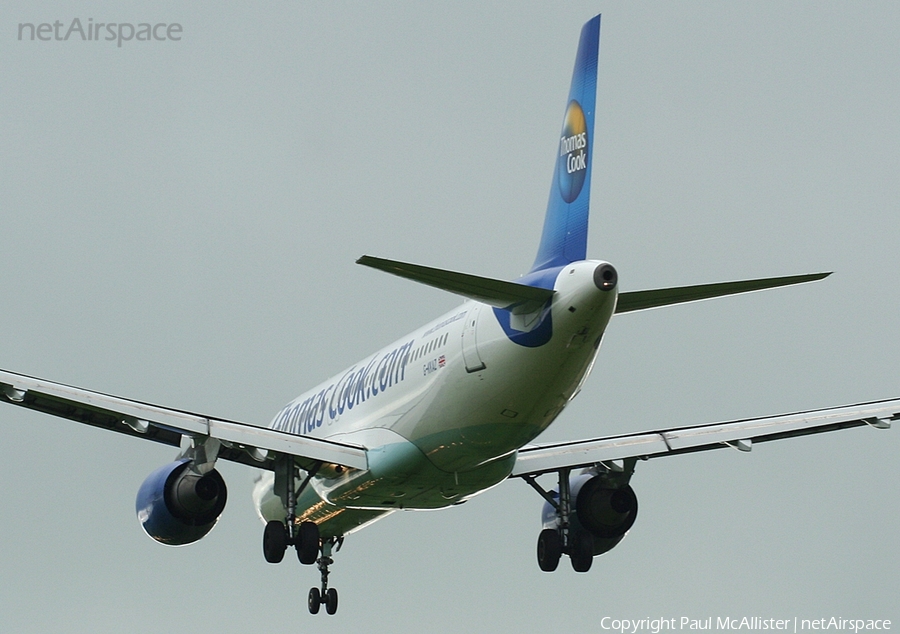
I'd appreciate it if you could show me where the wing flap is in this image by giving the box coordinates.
[208,419,367,470]
[0,368,368,471]
[511,398,900,477]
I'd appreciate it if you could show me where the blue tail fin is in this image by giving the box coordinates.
[530,15,601,273]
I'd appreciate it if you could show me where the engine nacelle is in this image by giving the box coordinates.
[541,473,638,556]
[575,476,637,555]
[135,459,227,546]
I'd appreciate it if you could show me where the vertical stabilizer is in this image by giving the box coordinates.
[530,15,600,273]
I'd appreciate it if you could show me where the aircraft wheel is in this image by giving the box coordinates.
[325,588,338,615]
[296,521,320,565]
[262,520,287,564]
[537,528,561,572]
[308,587,321,615]
[570,529,594,573]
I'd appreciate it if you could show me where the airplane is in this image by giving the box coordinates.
[1,14,896,617]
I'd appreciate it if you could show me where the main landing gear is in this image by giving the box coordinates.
[524,467,593,573]
[523,459,638,574]
[535,525,594,572]
[262,519,319,564]
[262,457,343,615]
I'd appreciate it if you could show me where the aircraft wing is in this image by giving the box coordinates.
[511,399,899,477]
[0,368,368,471]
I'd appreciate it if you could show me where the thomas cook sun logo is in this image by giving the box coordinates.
[557,100,588,203]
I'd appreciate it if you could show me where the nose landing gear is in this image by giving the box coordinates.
[307,538,341,615]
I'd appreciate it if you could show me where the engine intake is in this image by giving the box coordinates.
[572,476,638,556]
[136,459,227,546]
[575,478,638,539]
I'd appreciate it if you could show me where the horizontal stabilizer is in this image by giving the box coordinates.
[615,272,831,314]
[357,255,554,314]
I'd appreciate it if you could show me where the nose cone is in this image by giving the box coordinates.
[593,263,617,291]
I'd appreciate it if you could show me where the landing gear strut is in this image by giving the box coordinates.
[524,467,586,571]
[263,457,322,564]
[308,537,341,615]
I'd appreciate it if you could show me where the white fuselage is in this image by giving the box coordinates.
[254,260,617,537]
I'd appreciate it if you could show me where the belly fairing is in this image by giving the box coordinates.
[311,439,517,511]
[254,439,516,539]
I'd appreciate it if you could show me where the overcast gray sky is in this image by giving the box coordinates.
[1,2,898,632]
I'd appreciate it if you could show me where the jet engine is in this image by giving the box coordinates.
[541,472,638,557]
[574,475,638,555]
[135,459,227,545]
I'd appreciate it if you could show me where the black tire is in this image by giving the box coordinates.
[262,520,287,564]
[296,521,320,565]
[307,587,321,615]
[537,528,562,572]
[325,588,338,615]
[570,529,594,573]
